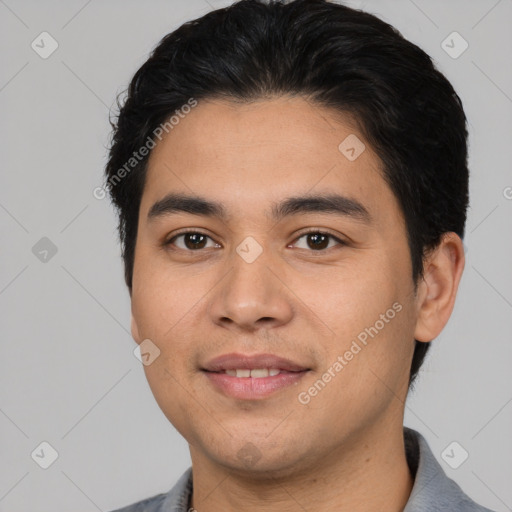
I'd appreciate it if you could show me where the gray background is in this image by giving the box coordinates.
[1,0,511,510]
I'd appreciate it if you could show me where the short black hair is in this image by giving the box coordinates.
[104,0,469,388]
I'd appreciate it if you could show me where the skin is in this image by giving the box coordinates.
[130,96,465,512]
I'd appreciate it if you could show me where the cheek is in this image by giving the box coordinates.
[345,297,416,406]
[131,253,202,340]
[294,256,412,381]
[289,258,397,337]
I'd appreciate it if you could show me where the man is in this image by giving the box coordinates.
[104,0,494,510]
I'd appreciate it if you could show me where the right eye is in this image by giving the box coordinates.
[165,231,221,251]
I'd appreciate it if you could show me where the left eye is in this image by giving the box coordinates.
[292,232,345,251]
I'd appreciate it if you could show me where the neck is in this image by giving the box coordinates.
[189,422,414,512]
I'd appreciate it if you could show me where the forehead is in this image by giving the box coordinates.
[141,96,400,227]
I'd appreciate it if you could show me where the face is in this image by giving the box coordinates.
[130,96,421,478]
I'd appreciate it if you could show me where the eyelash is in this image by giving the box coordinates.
[164,228,347,253]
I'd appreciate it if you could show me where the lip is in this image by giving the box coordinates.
[202,352,310,400]
[202,352,310,372]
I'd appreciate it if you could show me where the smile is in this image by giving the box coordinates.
[223,368,282,377]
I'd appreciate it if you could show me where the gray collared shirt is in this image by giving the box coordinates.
[110,427,495,511]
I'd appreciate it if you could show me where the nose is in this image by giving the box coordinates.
[207,245,294,332]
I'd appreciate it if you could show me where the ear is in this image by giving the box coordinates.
[414,232,465,343]
[131,313,142,345]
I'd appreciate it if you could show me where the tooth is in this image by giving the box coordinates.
[225,368,282,378]
[250,368,269,378]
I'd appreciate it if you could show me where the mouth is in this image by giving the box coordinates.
[201,353,311,400]
[210,368,298,377]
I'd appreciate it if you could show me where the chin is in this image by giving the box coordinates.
[208,443,310,481]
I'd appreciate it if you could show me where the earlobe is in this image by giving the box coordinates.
[414,232,465,343]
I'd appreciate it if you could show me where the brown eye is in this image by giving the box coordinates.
[306,233,329,250]
[166,232,218,251]
[292,231,345,251]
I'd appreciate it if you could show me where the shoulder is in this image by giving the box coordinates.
[108,467,193,512]
[109,492,167,512]
[404,427,496,512]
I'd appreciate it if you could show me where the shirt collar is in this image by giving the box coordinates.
[403,427,492,511]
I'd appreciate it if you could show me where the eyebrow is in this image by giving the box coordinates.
[147,192,372,224]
